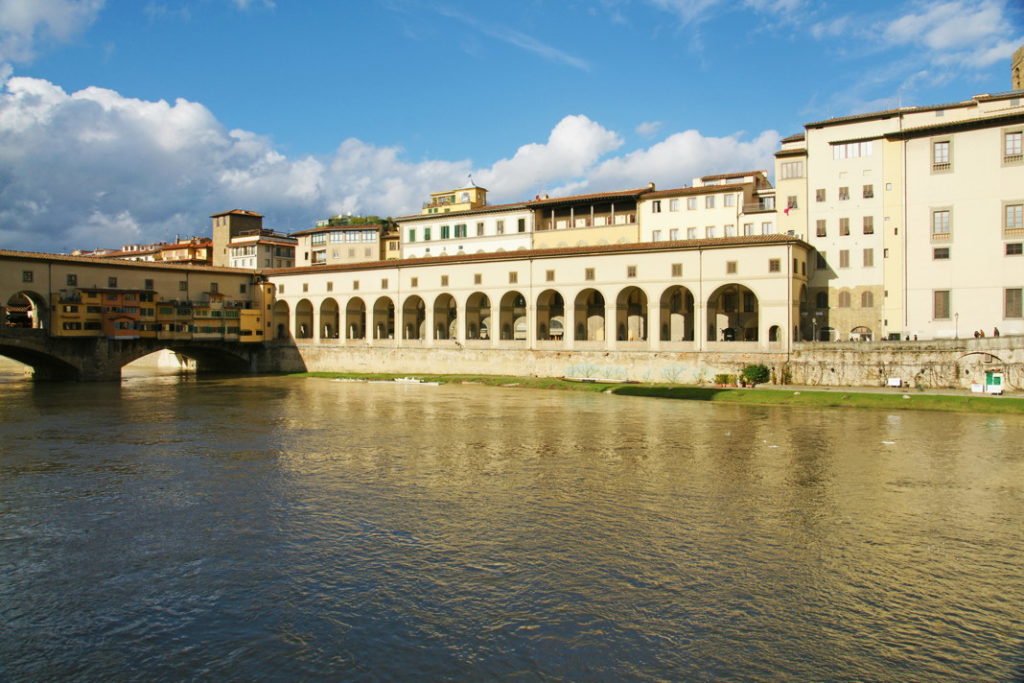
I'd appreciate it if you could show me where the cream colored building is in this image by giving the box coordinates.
[292,223,386,267]
[530,187,648,249]
[777,89,1024,341]
[229,230,296,270]
[263,235,810,351]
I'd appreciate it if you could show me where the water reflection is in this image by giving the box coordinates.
[0,375,1022,681]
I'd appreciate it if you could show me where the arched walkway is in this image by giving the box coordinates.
[373,296,395,340]
[659,286,694,341]
[346,297,366,340]
[574,289,605,341]
[499,291,526,340]
[5,291,47,330]
[465,292,491,340]
[295,299,314,339]
[433,294,457,340]
[320,298,339,339]
[706,284,758,342]
[616,286,647,342]
[401,295,425,340]
[536,289,565,341]
[272,300,290,340]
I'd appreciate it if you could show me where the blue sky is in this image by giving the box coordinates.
[0,0,1021,252]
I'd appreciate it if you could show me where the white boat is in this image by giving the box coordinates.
[394,377,440,386]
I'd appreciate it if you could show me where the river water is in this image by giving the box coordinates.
[1,372,1023,681]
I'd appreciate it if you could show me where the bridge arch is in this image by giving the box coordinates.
[5,290,48,330]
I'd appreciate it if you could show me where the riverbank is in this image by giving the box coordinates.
[295,372,1024,415]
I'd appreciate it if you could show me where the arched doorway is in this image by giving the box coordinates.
[574,289,605,341]
[536,289,565,340]
[5,292,47,329]
[465,292,491,340]
[346,297,366,340]
[851,326,873,342]
[659,286,694,341]
[706,284,758,342]
[499,291,526,340]
[320,298,339,339]
[272,300,290,340]
[295,299,314,339]
[615,286,647,341]
[798,284,811,340]
[401,295,425,340]
[433,294,457,340]
[372,296,395,340]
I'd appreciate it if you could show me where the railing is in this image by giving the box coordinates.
[1004,154,1022,164]
[932,162,951,172]
[742,202,775,213]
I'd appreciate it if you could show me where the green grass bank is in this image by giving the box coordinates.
[294,372,1024,415]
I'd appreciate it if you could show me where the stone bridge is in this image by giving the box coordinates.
[0,327,286,381]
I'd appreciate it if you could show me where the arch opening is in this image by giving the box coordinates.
[707,284,759,342]
[574,289,605,341]
[536,289,565,341]
[659,285,694,342]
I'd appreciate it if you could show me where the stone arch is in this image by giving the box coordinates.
[615,286,647,341]
[659,285,694,341]
[373,296,395,340]
[769,325,781,342]
[0,342,79,380]
[320,298,339,339]
[536,289,565,340]
[272,300,290,340]
[465,292,491,340]
[499,291,527,340]
[433,293,457,340]
[4,291,48,329]
[851,325,873,341]
[401,295,425,340]
[295,299,314,339]
[346,297,366,339]
[574,288,605,341]
[706,283,758,342]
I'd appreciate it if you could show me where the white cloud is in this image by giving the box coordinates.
[635,121,663,137]
[0,75,780,252]
[0,0,104,63]
[232,0,275,9]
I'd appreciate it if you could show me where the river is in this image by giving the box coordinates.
[1,372,1022,681]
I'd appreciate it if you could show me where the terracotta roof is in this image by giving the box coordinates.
[290,223,385,237]
[780,133,805,143]
[699,170,767,181]
[884,110,1024,140]
[0,249,254,274]
[774,148,807,158]
[210,209,263,218]
[643,183,749,199]
[262,234,807,275]
[804,99,975,129]
[394,201,530,222]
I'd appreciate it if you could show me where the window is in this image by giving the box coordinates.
[352,280,359,291]
[652,200,662,213]
[1006,288,1023,318]
[476,222,484,236]
[455,224,468,238]
[838,186,850,200]
[838,291,851,308]
[705,196,715,209]
[761,221,774,235]
[106,276,117,288]
[474,273,482,285]
[687,197,697,210]
[815,188,826,202]
[411,277,418,288]
[742,223,754,236]
[627,265,637,278]
[725,224,736,237]
[706,226,716,238]
[508,272,518,284]
[302,283,308,293]
[932,140,951,171]
[816,251,827,268]
[687,227,697,239]
[934,247,950,259]
[669,199,679,211]
[669,228,679,241]
[424,227,431,241]
[839,250,850,268]
[816,292,828,308]
[726,261,737,274]
[724,194,735,207]
[1005,131,1023,163]
[441,225,450,239]
[440,275,449,287]
[816,219,827,237]
[496,220,505,234]
[1007,242,1023,255]
[66,273,77,286]
[932,209,951,237]
[793,258,799,274]
[585,268,595,281]
[141,278,153,290]
[671,263,682,277]
[651,230,662,242]
[22,270,33,283]
[325,281,333,292]
[863,216,874,235]
[181,281,189,291]
[311,233,327,246]
[769,259,781,272]
[1006,203,1023,230]
[863,248,874,267]
[787,196,798,209]
[863,184,874,199]
[832,141,873,159]
[839,218,850,236]
[546,270,555,281]
[780,160,805,178]
[933,290,951,319]
[381,278,389,289]
[862,291,874,308]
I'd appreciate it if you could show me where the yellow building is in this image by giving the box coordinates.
[421,186,488,214]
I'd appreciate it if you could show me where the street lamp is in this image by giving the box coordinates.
[955,312,959,340]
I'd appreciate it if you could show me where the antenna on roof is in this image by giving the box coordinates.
[467,173,477,188]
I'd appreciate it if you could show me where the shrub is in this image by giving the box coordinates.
[714,373,737,385]
[741,364,771,386]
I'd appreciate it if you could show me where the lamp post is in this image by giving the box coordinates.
[955,312,959,340]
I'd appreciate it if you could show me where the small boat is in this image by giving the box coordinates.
[561,376,639,384]
[393,377,440,386]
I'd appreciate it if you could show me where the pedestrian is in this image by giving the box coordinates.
[974,330,980,339]
[994,327,1000,337]
[980,329,985,338]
